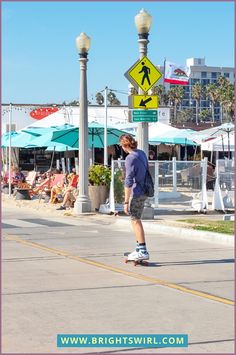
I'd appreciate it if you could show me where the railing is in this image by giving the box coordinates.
[110,158,208,212]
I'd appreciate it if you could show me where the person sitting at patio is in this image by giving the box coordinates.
[31,171,53,196]
[207,162,216,190]
[149,150,156,160]
[4,167,24,185]
[56,173,79,210]
[11,167,26,187]
[49,169,75,204]
[49,176,66,204]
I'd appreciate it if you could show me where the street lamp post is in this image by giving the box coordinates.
[135,9,152,157]
[104,86,108,166]
[8,103,12,196]
[74,32,91,213]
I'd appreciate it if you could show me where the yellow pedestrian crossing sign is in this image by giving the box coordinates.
[125,56,162,93]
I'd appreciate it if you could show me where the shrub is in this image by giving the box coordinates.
[88,164,111,186]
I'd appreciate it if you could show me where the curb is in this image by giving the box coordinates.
[113,217,234,247]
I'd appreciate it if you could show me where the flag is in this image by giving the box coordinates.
[164,61,190,85]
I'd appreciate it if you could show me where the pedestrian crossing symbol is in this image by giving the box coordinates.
[124,56,162,93]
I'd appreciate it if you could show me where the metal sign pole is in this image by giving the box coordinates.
[8,103,12,196]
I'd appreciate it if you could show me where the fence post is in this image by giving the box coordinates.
[66,157,71,173]
[109,158,115,212]
[154,161,159,207]
[74,157,79,175]
[56,159,60,171]
[61,158,66,174]
[212,158,225,211]
[201,157,208,209]
[172,157,177,193]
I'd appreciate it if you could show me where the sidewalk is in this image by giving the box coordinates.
[2,193,234,247]
[2,193,234,353]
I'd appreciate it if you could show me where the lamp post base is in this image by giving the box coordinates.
[74,195,91,214]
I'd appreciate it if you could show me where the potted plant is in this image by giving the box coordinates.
[88,164,111,211]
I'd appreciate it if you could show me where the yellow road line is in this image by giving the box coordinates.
[6,235,234,306]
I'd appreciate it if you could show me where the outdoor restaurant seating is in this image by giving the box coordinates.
[37,173,66,203]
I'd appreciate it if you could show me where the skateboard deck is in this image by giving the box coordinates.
[124,252,149,266]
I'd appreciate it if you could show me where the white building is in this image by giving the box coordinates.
[1,104,170,134]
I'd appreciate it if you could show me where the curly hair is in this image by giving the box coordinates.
[119,134,137,150]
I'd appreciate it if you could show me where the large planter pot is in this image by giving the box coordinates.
[88,185,109,211]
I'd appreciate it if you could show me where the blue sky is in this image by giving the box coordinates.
[2,1,234,105]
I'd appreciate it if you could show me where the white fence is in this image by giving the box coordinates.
[212,158,234,211]
[108,158,208,213]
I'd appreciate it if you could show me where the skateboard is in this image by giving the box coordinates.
[124,252,149,266]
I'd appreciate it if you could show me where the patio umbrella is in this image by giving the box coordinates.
[27,124,75,149]
[25,124,77,170]
[200,122,234,138]
[9,130,43,148]
[150,129,199,146]
[1,131,20,147]
[51,121,127,149]
[201,132,234,152]
[45,145,78,152]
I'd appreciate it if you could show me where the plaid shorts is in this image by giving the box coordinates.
[129,195,147,220]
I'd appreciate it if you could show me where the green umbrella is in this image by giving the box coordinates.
[51,121,127,148]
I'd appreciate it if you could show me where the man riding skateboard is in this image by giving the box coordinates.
[119,134,149,262]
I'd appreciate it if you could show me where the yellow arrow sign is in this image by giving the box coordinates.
[125,56,162,93]
[133,95,158,109]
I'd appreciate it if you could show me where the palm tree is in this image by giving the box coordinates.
[168,86,184,123]
[221,83,234,122]
[217,76,234,122]
[199,109,211,122]
[107,91,121,106]
[95,92,104,105]
[191,82,203,124]
[205,83,219,123]
[151,85,166,105]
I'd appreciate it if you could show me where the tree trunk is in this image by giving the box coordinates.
[211,103,215,123]
[196,101,199,125]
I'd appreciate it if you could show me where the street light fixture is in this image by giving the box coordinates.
[135,9,152,156]
[74,32,92,213]
[135,8,152,36]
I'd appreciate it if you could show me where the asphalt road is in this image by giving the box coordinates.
[2,205,234,354]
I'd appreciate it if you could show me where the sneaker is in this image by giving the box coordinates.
[127,250,149,261]
[127,250,139,261]
[137,250,149,261]
[56,206,66,210]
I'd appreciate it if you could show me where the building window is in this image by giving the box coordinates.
[201,72,207,78]
[182,100,189,107]
[190,78,200,85]
[201,101,211,108]
[211,72,217,78]
[201,79,210,85]
[224,73,230,78]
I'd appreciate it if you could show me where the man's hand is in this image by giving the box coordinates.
[124,203,129,215]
